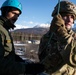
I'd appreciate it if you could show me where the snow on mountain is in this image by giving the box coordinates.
[33,23,50,28]
[13,23,50,31]
[14,24,29,30]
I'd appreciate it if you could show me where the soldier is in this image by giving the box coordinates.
[0,0,44,75]
[38,1,76,75]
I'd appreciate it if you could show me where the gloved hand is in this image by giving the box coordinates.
[25,62,45,74]
[50,14,65,33]
[50,14,68,38]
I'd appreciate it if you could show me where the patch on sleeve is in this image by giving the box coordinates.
[5,40,11,43]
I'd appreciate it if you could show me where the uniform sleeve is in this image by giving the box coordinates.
[38,36,46,61]
[0,33,5,62]
[50,14,72,44]
[50,14,76,67]
[38,34,50,61]
[52,20,76,67]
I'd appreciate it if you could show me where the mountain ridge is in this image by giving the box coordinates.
[12,27,49,35]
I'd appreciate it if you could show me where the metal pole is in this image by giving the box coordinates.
[57,0,60,15]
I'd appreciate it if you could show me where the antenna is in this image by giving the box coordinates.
[57,0,60,15]
[62,0,69,1]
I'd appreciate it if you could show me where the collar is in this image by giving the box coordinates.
[0,16,16,30]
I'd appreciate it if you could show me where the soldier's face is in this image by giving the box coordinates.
[62,14,74,30]
[6,8,20,24]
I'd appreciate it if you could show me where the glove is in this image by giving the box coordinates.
[50,14,66,33]
[25,62,45,74]
[50,14,68,39]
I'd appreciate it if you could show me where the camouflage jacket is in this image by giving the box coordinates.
[38,29,76,75]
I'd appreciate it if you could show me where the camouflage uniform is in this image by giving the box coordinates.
[38,1,76,75]
[38,29,76,75]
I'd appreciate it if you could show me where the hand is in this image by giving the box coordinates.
[50,14,65,32]
[25,62,45,74]
[50,14,68,38]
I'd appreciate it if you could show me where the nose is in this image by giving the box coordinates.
[67,16,71,22]
[67,15,74,23]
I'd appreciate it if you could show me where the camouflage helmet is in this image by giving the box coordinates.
[52,1,76,20]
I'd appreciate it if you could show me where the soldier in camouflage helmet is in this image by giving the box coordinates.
[38,1,76,75]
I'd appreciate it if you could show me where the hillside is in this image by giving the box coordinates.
[12,28,49,35]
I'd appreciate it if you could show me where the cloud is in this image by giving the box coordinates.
[29,21,34,24]
[22,21,34,25]
[74,20,76,24]
[14,24,29,29]
[40,23,50,28]
[14,20,50,29]
[34,23,50,28]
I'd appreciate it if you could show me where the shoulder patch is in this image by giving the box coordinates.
[5,40,11,43]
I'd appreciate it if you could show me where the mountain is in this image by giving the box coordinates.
[12,27,49,35]
[11,23,50,36]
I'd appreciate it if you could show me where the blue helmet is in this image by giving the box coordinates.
[1,0,22,13]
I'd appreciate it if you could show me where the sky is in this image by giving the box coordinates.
[0,0,76,29]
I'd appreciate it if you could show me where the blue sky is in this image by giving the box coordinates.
[0,0,76,28]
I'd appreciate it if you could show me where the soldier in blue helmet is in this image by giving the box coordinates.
[0,0,44,75]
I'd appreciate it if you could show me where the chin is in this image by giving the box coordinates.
[66,25,71,30]
[66,27,71,31]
